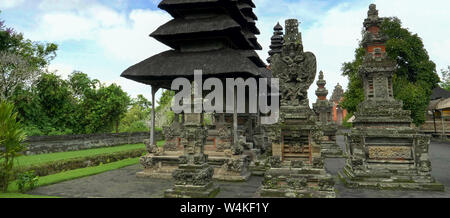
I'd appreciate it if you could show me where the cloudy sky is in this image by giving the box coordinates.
[1,0,449,105]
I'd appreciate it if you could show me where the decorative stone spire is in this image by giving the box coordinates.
[284,19,302,45]
[315,71,328,100]
[267,22,283,63]
[313,71,333,124]
[330,83,344,103]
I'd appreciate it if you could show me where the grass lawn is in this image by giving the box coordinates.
[0,193,59,198]
[4,157,140,195]
[0,140,166,198]
[13,140,165,168]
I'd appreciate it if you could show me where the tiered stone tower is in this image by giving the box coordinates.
[330,83,346,125]
[122,0,270,197]
[313,71,343,157]
[338,4,444,191]
[259,19,335,198]
[267,22,283,64]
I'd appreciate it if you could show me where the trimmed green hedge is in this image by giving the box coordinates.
[13,148,147,178]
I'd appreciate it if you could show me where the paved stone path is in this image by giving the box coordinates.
[29,136,450,198]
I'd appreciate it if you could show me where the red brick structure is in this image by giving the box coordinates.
[330,83,347,125]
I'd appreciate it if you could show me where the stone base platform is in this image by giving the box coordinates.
[137,155,180,179]
[137,154,252,182]
[208,155,251,182]
[320,142,344,158]
[339,164,445,191]
[258,167,336,198]
[164,183,220,198]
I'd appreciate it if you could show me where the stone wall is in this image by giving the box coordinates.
[420,120,450,134]
[24,131,163,155]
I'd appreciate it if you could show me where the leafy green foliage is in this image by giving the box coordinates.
[81,83,131,134]
[341,17,440,125]
[0,15,58,101]
[0,101,27,192]
[12,71,131,136]
[155,90,175,127]
[16,171,39,193]
[440,66,450,91]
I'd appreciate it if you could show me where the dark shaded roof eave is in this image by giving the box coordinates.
[121,49,269,88]
[431,87,450,100]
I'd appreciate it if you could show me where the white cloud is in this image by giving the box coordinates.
[97,9,172,62]
[16,0,450,105]
[48,63,75,80]
[0,0,25,9]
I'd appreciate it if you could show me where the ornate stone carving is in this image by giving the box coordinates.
[270,20,316,107]
[290,160,304,168]
[287,177,307,190]
[172,165,214,186]
[268,156,282,168]
[144,139,163,156]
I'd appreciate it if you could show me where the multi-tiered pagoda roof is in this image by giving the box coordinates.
[121,0,269,89]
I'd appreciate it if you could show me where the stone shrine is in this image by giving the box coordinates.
[338,4,444,191]
[136,114,183,179]
[330,83,346,126]
[312,71,343,157]
[121,0,270,192]
[165,91,220,198]
[259,19,336,198]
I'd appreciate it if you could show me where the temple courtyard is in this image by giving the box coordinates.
[28,134,450,198]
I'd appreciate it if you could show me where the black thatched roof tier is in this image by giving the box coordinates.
[158,0,259,34]
[151,15,256,50]
[238,2,257,20]
[121,48,270,89]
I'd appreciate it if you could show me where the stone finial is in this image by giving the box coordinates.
[364,3,382,29]
[330,83,344,103]
[284,19,302,45]
[315,71,328,99]
[368,4,378,17]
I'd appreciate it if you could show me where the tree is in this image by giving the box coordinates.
[155,90,175,127]
[82,83,131,134]
[0,51,34,101]
[68,71,100,100]
[34,73,77,135]
[0,101,27,192]
[0,15,58,102]
[440,66,450,91]
[119,95,153,133]
[341,17,440,125]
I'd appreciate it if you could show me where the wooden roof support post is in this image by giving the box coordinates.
[150,85,160,146]
[441,109,445,140]
[233,86,238,147]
